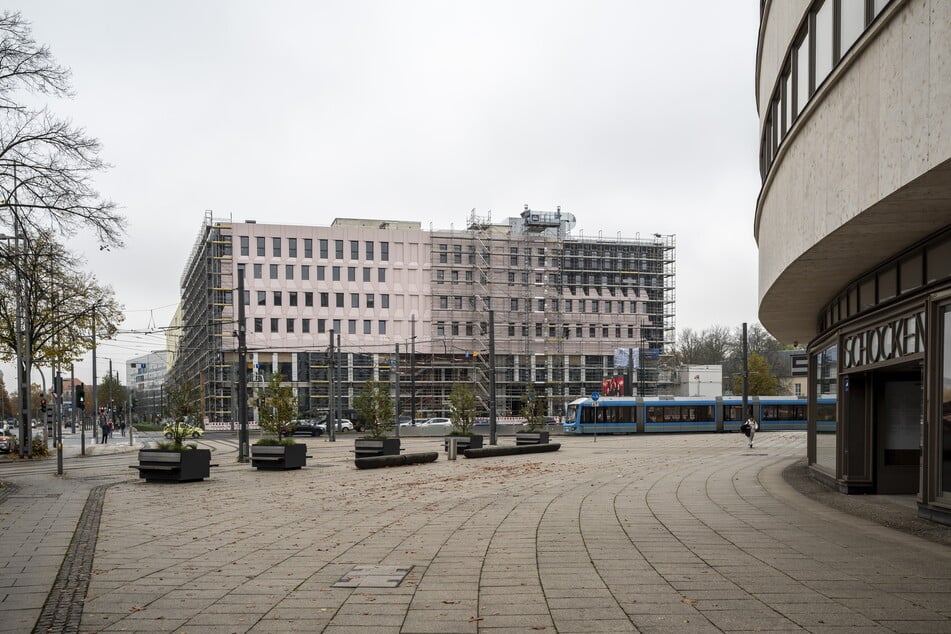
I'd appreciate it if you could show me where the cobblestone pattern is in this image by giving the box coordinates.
[32,484,109,634]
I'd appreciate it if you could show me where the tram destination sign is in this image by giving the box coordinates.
[842,310,924,370]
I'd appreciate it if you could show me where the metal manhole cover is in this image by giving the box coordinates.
[333,565,412,588]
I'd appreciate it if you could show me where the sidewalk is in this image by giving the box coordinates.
[2,432,951,633]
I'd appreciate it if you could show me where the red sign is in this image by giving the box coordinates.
[601,376,625,396]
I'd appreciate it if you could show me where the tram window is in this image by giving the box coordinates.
[647,406,664,423]
[816,403,835,421]
[724,405,743,421]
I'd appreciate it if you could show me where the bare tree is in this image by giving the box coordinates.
[676,325,733,365]
[0,230,123,367]
[0,11,124,244]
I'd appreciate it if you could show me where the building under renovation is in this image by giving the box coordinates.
[172,208,676,425]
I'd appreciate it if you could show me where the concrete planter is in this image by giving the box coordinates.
[251,443,307,470]
[444,434,483,453]
[515,431,550,445]
[134,449,211,483]
[354,437,401,458]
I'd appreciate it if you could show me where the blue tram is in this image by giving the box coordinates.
[562,395,836,435]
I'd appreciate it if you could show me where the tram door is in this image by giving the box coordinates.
[873,368,921,495]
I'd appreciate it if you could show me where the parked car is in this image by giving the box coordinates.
[163,423,204,439]
[282,420,324,437]
[419,417,452,428]
[316,419,354,432]
[0,428,12,453]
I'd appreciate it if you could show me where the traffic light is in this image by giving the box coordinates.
[75,384,86,410]
[40,398,47,412]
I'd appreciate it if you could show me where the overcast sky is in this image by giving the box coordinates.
[4,1,763,393]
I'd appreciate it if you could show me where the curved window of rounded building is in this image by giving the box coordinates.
[942,306,951,497]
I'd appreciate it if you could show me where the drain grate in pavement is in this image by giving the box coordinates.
[333,565,412,588]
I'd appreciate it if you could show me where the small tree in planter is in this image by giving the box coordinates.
[517,387,549,445]
[162,379,202,449]
[136,379,212,482]
[251,374,306,469]
[256,374,298,445]
[447,383,483,451]
[353,380,399,456]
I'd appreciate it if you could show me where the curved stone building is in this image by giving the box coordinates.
[755,0,951,522]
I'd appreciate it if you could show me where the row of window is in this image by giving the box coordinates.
[239,236,391,261]
[498,323,642,340]
[244,290,391,310]
[433,242,667,271]
[246,262,388,283]
[252,317,388,336]
[760,0,892,180]
[434,295,647,315]
[435,268,661,290]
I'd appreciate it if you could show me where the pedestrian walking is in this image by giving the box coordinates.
[100,420,109,443]
[120,421,126,437]
[741,416,758,448]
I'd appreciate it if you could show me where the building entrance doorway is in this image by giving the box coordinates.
[873,366,921,495]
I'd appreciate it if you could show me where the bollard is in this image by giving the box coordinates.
[448,436,458,460]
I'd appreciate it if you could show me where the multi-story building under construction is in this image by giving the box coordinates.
[172,207,676,426]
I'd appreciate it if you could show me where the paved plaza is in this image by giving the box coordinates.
[2,431,951,633]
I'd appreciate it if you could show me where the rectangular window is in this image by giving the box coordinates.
[508,324,515,336]
[814,0,833,88]
[941,306,951,496]
[366,294,375,308]
[365,241,374,260]
[269,264,278,279]
[351,293,359,308]
[336,293,344,308]
[286,318,295,333]
[288,238,297,258]
[378,268,386,283]
[301,265,309,281]
[510,247,518,266]
[350,240,359,259]
[381,242,389,261]
[363,320,371,334]
[320,292,329,307]
[511,298,518,311]
[319,239,328,259]
[254,318,263,333]
[796,31,810,113]
[335,240,343,259]
[302,318,311,333]
[304,238,313,258]
[270,317,279,333]
[317,318,326,333]
[253,263,262,279]
[257,291,266,306]
[273,291,282,306]
[317,265,325,281]
[453,244,462,264]
[840,0,866,60]
[242,289,250,305]
[378,320,386,335]
[348,267,356,282]
[363,267,371,282]
[285,264,294,280]
[289,292,298,307]
[439,244,448,264]
[332,266,341,281]
[348,319,356,334]
[240,236,249,256]
[305,292,313,307]
[381,294,389,309]
[272,237,281,257]
[256,236,265,257]
[333,319,341,333]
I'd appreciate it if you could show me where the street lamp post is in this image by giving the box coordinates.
[0,228,32,458]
